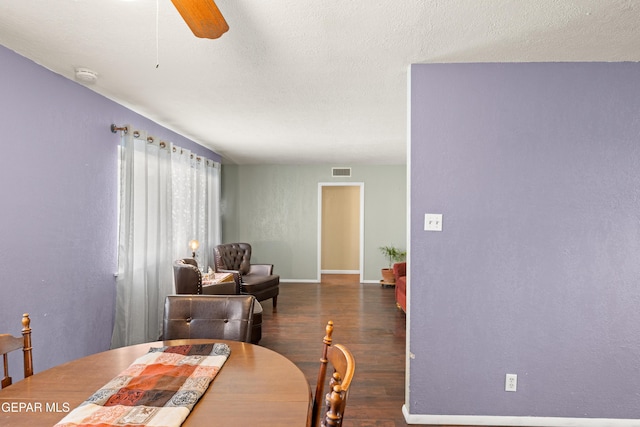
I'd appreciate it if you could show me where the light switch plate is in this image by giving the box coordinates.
[424,213,442,231]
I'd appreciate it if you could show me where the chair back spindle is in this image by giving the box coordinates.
[310,320,355,427]
[0,313,33,389]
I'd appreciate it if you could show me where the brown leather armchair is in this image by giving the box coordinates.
[173,258,263,343]
[163,295,255,343]
[213,243,279,309]
[173,258,237,295]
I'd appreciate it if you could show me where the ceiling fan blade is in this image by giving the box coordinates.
[171,0,229,39]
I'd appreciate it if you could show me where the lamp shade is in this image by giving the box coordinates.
[189,240,200,252]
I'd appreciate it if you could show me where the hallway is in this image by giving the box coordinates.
[259,275,408,427]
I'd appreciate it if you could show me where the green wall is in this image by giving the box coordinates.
[221,164,406,282]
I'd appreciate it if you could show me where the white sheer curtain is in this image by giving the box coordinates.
[111,128,221,348]
[171,147,221,271]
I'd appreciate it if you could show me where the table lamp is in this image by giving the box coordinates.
[189,239,200,258]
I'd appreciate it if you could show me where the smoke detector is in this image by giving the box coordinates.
[74,67,98,84]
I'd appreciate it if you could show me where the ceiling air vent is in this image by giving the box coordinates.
[332,167,352,178]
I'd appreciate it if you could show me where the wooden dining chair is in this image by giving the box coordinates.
[0,313,33,389]
[309,320,356,427]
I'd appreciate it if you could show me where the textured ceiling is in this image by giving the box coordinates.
[0,1,638,164]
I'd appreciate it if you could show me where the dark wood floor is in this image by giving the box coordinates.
[259,274,409,427]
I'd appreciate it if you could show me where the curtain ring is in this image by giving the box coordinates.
[159,141,166,148]
[147,136,154,144]
[133,130,140,138]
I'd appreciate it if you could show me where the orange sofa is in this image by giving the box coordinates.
[393,262,406,312]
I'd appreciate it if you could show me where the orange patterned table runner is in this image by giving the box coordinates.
[54,343,230,427]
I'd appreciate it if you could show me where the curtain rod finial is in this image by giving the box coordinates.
[111,124,128,134]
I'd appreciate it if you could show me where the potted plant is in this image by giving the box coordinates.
[379,246,406,284]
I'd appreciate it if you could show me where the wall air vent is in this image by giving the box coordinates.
[332,167,352,178]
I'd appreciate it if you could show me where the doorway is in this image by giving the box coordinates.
[318,183,364,283]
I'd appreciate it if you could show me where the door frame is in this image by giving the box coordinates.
[317,182,365,283]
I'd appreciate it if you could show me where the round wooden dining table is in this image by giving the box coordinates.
[0,339,311,426]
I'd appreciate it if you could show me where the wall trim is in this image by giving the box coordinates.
[402,406,640,426]
[321,269,360,274]
[279,279,383,284]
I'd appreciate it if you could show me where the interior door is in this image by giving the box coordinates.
[319,183,363,281]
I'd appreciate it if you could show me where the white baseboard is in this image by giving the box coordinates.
[402,406,640,426]
[278,278,385,284]
[320,269,360,274]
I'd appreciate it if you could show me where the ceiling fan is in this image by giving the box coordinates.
[171,0,229,39]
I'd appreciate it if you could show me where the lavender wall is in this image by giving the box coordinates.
[409,62,640,421]
[0,45,220,376]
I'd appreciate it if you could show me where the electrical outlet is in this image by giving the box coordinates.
[505,374,517,392]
